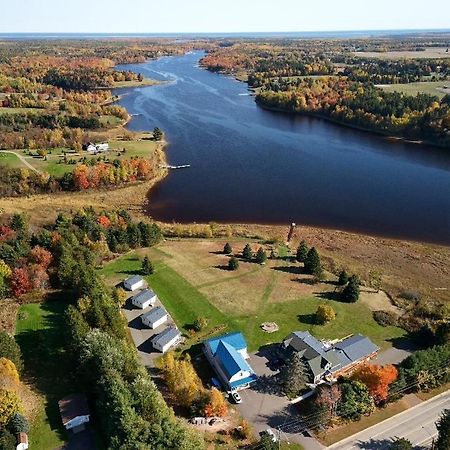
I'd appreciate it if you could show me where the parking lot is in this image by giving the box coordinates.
[121,290,178,369]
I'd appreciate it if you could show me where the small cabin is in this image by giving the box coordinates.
[152,327,181,353]
[85,142,109,154]
[131,289,157,309]
[58,394,90,434]
[142,306,168,329]
[123,275,145,292]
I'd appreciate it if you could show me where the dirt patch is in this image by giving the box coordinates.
[0,299,19,333]
[359,288,402,314]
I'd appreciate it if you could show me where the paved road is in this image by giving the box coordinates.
[0,150,40,173]
[328,391,450,449]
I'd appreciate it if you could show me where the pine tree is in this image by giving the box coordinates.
[342,276,360,303]
[242,244,253,261]
[296,240,309,263]
[280,352,309,397]
[223,243,232,254]
[228,256,239,271]
[153,127,163,141]
[435,409,450,450]
[304,247,321,275]
[389,438,412,450]
[141,256,154,275]
[338,270,349,286]
[255,247,267,264]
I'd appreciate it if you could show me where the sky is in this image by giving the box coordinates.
[1,0,449,33]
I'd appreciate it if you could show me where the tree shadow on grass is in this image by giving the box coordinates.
[298,313,317,325]
[272,266,303,275]
[315,291,342,301]
[213,264,232,271]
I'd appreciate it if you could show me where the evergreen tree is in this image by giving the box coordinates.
[228,256,239,271]
[0,332,23,373]
[296,240,309,263]
[141,256,154,275]
[389,437,412,450]
[338,270,349,286]
[435,409,450,450]
[242,244,253,261]
[342,276,360,303]
[8,412,30,433]
[304,247,321,275]
[153,127,163,141]
[255,247,267,264]
[223,243,232,255]
[280,352,309,397]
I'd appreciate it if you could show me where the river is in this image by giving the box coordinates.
[116,51,450,245]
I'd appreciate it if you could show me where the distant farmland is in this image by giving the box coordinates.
[377,81,450,99]
[353,47,450,59]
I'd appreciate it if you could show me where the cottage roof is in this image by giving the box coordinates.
[332,334,379,363]
[206,332,247,355]
[132,288,156,303]
[124,275,144,286]
[58,394,90,425]
[153,327,180,347]
[142,306,167,323]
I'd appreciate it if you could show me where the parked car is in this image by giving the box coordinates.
[259,429,278,442]
[230,391,242,404]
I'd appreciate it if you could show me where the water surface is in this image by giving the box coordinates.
[116,52,450,245]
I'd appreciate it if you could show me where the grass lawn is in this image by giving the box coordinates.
[379,81,450,99]
[0,152,26,168]
[0,107,45,115]
[15,301,73,450]
[99,241,406,353]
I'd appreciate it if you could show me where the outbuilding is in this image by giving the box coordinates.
[123,275,145,292]
[152,327,181,353]
[16,433,28,450]
[131,288,157,309]
[58,393,90,433]
[141,306,168,329]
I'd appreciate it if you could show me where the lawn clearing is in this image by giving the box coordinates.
[99,240,406,352]
[378,81,450,99]
[15,301,72,450]
[353,47,450,59]
[0,151,27,168]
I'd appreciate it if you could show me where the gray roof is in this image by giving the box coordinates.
[132,288,156,303]
[284,331,324,360]
[332,334,379,363]
[125,275,144,286]
[153,327,181,347]
[142,306,167,323]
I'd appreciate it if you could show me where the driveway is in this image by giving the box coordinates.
[236,349,324,450]
[57,428,96,450]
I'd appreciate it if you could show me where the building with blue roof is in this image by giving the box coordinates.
[204,332,257,392]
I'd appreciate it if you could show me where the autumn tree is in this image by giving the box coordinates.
[0,388,21,427]
[112,287,127,307]
[0,358,20,391]
[193,317,208,332]
[315,383,342,425]
[10,268,32,298]
[242,244,253,261]
[296,240,309,263]
[352,364,398,404]
[316,304,336,325]
[29,245,53,269]
[204,387,228,417]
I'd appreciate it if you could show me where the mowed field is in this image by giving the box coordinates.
[379,81,450,99]
[353,47,450,59]
[99,240,406,352]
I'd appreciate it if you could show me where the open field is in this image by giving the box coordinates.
[0,106,46,115]
[15,301,71,450]
[113,78,161,88]
[0,151,26,168]
[99,240,406,352]
[378,81,450,99]
[353,47,450,59]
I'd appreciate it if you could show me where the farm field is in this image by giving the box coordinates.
[353,47,450,59]
[378,80,450,98]
[98,240,406,352]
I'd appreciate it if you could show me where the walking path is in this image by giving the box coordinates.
[0,150,41,173]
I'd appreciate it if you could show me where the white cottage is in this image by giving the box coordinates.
[142,306,168,329]
[58,394,90,433]
[123,275,145,292]
[131,289,157,309]
[152,327,181,353]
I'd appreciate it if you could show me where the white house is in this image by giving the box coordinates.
[141,306,168,329]
[86,142,109,153]
[16,433,28,450]
[203,332,257,392]
[58,394,90,433]
[131,288,157,309]
[123,275,145,292]
[152,327,181,353]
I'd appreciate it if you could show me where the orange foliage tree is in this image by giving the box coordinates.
[351,364,398,404]
[204,387,228,418]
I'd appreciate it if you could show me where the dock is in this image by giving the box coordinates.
[160,164,191,169]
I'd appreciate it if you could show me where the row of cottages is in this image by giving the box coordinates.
[123,275,181,353]
[282,331,379,384]
[204,332,257,392]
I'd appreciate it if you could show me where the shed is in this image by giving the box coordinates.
[131,288,157,309]
[58,393,90,433]
[152,327,181,353]
[142,306,168,329]
[123,275,145,292]
[16,433,28,450]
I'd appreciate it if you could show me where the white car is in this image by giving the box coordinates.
[259,428,278,442]
[230,391,242,404]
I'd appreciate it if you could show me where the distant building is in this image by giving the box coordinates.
[16,433,28,450]
[204,332,257,392]
[142,306,168,329]
[123,275,145,292]
[58,393,90,433]
[85,142,109,153]
[131,288,157,309]
[282,331,379,384]
[152,327,181,353]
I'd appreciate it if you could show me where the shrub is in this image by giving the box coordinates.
[8,412,29,433]
[338,270,349,286]
[399,291,421,303]
[255,247,267,264]
[228,256,239,271]
[193,317,208,332]
[373,310,398,327]
[0,332,23,373]
[316,304,336,325]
